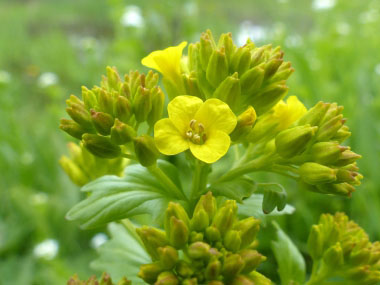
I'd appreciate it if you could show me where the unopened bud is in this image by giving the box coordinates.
[240,65,265,97]
[188,242,211,259]
[230,47,251,76]
[194,192,217,221]
[138,263,162,284]
[212,73,241,110]
[205,226,221,242]
[191,209,209,232]
[115,96,132,123]
[98,89,114,115]
[264,58,283,80]
[106,66,121,90]
[316,114,345,142]
[90,109,114,135]
[239,249,266,273]
[323,243,344,267]
[231,275,255,285]
[60,119,88,139]
[250,83,288,115]
[298,101,329,126]
[230,106,257,141]
[66,103,93,130]
[175,261,194,278]
[311,141,347,165]
[307,225,324,260]
[234,217,260,249]
[133,86,152,123]
[155,271,179,285]
[299,162,337,185]
[82,134,121,158]
[147,87,165,127]
[212,200,237,235]
[206,48,229,88]
[349,248,370,266]
[81,87,97,110]
[275,125,317,158]
[316,182,355,197]
[145,70,159,89]
[168,217,189,249]
[134,135,159,167]
[59,156,88,186]
[181,278,197,285]
[158,246,178,270]
[222,254,244,280]
[334,150,361,167]
[165,202,190,230]
[110,119,136,145]
[205,259,221,280]
[137,226,168,260]
[224,230,242,252]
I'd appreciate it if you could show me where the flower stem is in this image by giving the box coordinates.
[190,160,210,209]
[148,164,187,201]
[121,153,137,160]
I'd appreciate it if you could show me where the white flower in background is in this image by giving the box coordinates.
[38,72,58,88]
[336,22,351,35]
[33,239,59,260]
[0,70,11,84]
[312,0,336,11]
[237,21,267,46]
[121,5,144,28]
[285,34,303,48]
[359,9,379,24]
[375,64,380,76]
[90,233,108,249]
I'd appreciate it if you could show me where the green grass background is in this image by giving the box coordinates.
[1,0,380,283]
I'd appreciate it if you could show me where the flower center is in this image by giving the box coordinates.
[186,119,207,145]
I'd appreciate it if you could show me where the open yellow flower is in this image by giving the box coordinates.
[141,41,187,83]
[154,96,237,164]
[272,96,307,130]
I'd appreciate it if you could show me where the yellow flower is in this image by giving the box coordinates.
[141,41,187,83]
[272,95,307,130]
[154,96,237,164]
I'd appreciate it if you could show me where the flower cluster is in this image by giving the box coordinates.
[67,273,131,285]
[136,192,269,285]
[307,213,380,285]
[60,142,127,186]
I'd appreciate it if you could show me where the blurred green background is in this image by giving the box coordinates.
[1,0,380,283]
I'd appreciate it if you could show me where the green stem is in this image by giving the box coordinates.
[306,261,332,285]
[190,160,210,209]
[121,153,137,160]
[147,164,187,201]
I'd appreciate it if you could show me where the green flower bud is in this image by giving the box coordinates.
[59,156,88,186]
[194,192,217,221]
[191,208,209,232]
[155,271,179,285]
[60,119,88,139]
[250,82,288,115]
[106,66,121,90]
[310,141,348,165]
[269,64,294,83]
[212,200,237,235]
[82,134,121,158]
[165,202,190,230]
[249,272,272,285]
[205,226,221,242]
[206,48,228,88]
[99,272,113,285]
[145,70,159,89]
[349,248,371,266]
[230,47,251,76]
[147,87,165,127]
[133,135,159,167]
[66,102,94,130]
[336,169,359,184]
[299,162,337,185]
[133,86,152,123]
[217,32,234,62]
[90,109,114,136]
[224,230,242,252]
[307,225,324,260]
[230,106,257,141]
[205,259,222,280]
[320,103,343,125]
[138,263,163,284]
[239,249,266,273]
[234,218,260,249]
[323,243,344,267]
[188,242,211,259]
[182,73,204,99]
[333,125,351,142]
[119,82,131,99]
[264,58,283,80]
[222,254,244,280]
[362,271,380,285]
[176,261,194,278]
[316,114,345,142]
[110,119,136,145]
[334,150,361,167]
[298,101,329,126]
[190,231,204,243]
[200,31,215,71]
[231,275,255,285]
[181,278,197,285]
[316,182,355,197]
[98,89,114,115]
[117,277,132,285]
[275,125,317,158]
[158,246,178,270]
[115,96,132,123]
[240,65,265,98]
[136,226,168,260]
[168,217,189,249]
[208,281,224,285]
[81,86,97,110]
[212,73,241,110]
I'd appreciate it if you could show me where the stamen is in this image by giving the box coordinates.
[198,123,205,133]
[186,130,193,138]
[189,119,197,129]
[193,134,201,144]
[202,133,207,142]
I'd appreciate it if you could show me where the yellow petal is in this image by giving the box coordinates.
[141,41,187,81]
[194,98,237,134]
[154,118,189,155]
[168,95,203,134]
[273,95,307,130]
[189,130,231,164]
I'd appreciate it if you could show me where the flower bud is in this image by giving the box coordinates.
[90,109,114,135]
[133,86,152,123]
[181,278,197,285]
[60,119,87,139]
[81,86,97,110]
[138,263,162,284]
[182,73,204,99]
[205,226,221,242]
[59,156,88,186]
[336,169,359,184]
[298,101,329,126]
[175,261,194,278]
[334,150,361,167]
[299,162,337,185]
[147,87,165,127]
[115,95,132,123]
[250,83,288,115]
[234,218,260,249]
[323,243,344,267]
[349,248,371,266]
[264,58,283,80]
[206,48,228,88]
[188,242,211,259]
[205,259,222,280]
[110,119,136,145]
[194,192,217,221]
[199,31,215,71]
[100,272,113,285]
[222,254,244,280]
[230,106,257,141]
[231,275,255,285]
[212,200,237,235]
[106,66,121,90]
[307,225,324,260]
[133,135,159,167]
[230,47,251,76]
[333,125,351,142]
[82,134,121,158]
[240,65,265,97]
[316,114,345,142]
[158,246,178,270]
[136,226,168,260]
[145,70,159,89]
[155,271,179,285]
[223,230,242,252]
[316,182,355,197]
[212,73,241,110]
[191,208,209,232]
[310,141,347,165]
[98,89,114,115]
[66,102,94,130]
[168,217,189,249]
[119,82,131,99]
[165,202,190,230]
[239,249,266,273]
[275,125,317,158]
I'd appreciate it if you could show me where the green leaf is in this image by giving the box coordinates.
[91,221,150,283]
[66,160,182,229]
[257,183,287,214]
[271,222,306,285]
[237,194,294,223]
[208,176,257,202]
